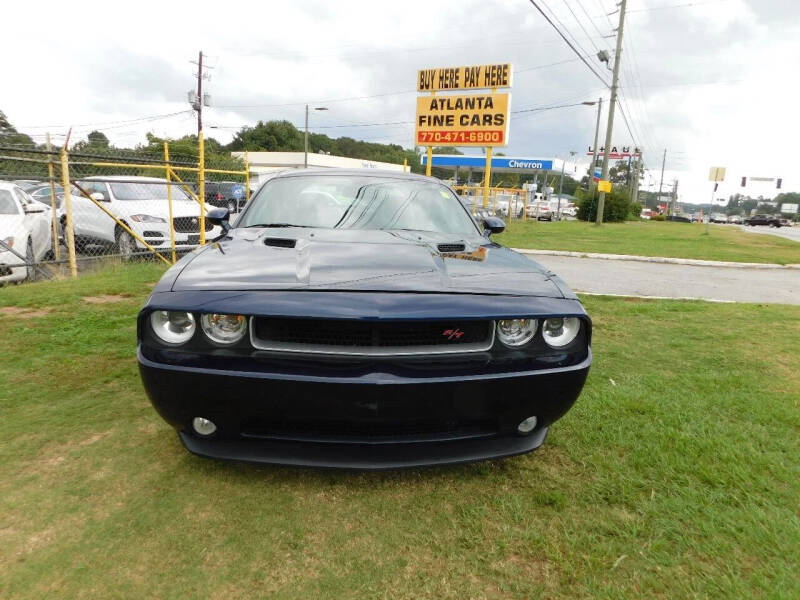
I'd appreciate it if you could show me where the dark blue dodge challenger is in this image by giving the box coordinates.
[137,169,591,469]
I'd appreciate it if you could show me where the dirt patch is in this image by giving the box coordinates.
[0,306,52,318]
[82,294,131,304]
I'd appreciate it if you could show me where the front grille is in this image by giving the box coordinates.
[241,417,497,444]
[173,216,212,233]
[251,318,494,356]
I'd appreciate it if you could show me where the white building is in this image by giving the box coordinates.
[232,151,406,184]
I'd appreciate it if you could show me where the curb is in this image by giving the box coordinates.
[512,248,800,270]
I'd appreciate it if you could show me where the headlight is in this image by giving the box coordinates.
[542,317,581,348]
[130,214,166,223]
[150,311,196,345]
[200,313,247,345]
[496,318,537,347]
[0,236,13,252]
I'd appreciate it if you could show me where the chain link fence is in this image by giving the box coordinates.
[0,137,249,285]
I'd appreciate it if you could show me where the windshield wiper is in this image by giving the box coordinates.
[243,223,311,228]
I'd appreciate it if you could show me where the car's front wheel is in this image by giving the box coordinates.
[116,228,135,261]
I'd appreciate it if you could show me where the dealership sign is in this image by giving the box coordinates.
[587,146,641,159]
[781,203,798,214]
[415,93,510,147]
[417,63,512,92]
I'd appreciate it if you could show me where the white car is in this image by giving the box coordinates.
[70,176,221,258]
[0,182,53,283]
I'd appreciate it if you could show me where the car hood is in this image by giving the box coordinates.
[169,228,570,298]
[0,214,25,237]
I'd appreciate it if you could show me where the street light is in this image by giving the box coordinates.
[304,105,328,168]
[557,151,577,220]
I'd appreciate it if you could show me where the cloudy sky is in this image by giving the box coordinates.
[1,0,796,203]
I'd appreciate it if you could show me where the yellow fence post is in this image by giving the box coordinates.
[59,148,78,278]
[45,134,60,261]
[244,150,250,206]
[425,146,432,177]
[403,158,408,172]
[164,142,177,263]
[198,132,206,245]
[482,147,493,208]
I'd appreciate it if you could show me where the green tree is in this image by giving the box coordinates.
[575,187,635,222]
[0,110,34,146]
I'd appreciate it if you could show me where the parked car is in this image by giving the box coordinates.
[529,200,553,221]
[777,218,793,227]
[138,169,592,469]
[667,214,691,223]
[0,182,53,283]
[205,180,248,213]
[710,213,728,223]
[744,214,782,227]
[727,215,743,224]
[71,176,222,258]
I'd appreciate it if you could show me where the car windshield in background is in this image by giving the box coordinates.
[0,190,19,214]
[109,182,192,201]
[239,175,479,236]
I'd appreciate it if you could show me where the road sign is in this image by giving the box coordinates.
[415,93,510,147]
[598,180,612,193]
[780,203,798,214]
[417,63,512,92]
[708,166,726,182]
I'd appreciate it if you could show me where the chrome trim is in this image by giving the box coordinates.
[248,318,496,356]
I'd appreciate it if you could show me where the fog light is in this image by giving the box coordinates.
[517,416,538,434]
[192,417,217,436]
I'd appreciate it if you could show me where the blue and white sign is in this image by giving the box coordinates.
[423,154,555,171]
[593,168,602,179]
[231,184,245,199]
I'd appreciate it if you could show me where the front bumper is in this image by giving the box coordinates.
[138,349,590,469]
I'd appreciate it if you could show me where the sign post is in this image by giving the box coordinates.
[416,63,512,209]
[707,166,726,232]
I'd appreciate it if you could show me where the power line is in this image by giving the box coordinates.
[628,0,732,13]
[564,0,604,54]
[17,110,193,130]
[527,0,610,88]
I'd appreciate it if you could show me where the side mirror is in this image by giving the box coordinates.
[482,216,505,236]
[206,207,231,238]
[90,192,107,202]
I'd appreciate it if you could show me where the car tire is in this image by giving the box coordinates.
[25,238,36,282]
[116,228,135,261]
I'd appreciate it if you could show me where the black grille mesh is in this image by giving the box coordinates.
[241,418,497,441]
[173,217,212,233]
[437,243,466,253]
[253,318,491,348]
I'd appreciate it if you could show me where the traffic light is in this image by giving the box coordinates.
[776,178,782,189]
[741,176,747,187]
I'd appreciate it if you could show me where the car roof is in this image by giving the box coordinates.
[270,168,437,183]
[0,181,22,190]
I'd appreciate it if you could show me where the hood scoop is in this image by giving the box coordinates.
[264,237,297,249]
[437,243,466,253]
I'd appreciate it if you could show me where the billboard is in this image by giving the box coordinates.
[415,93,510,147]
[780,203,798,214]
[417,63,512,92]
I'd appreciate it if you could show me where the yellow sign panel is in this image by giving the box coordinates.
[417,64,512,92]
[708,166,726,182]
[415,93,510,147]
[598,180,612,193]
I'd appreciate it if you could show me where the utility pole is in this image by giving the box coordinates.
[196,51,203,137]
[595,0,627,225]
[304,104,309,169]
[557,151,576,220]
[657,148,667,209]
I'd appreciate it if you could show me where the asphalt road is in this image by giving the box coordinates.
[531,255,800,305]
[736,224,800,243]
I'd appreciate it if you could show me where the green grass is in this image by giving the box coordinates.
[495,220,800,264]
[1,265,799,599]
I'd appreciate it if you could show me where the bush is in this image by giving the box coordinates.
[576,189,634,223]
[650,213,666,221]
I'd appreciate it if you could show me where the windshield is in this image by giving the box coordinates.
[109,182,193,201]
[238,175,479,236]
[0,190,19,214]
